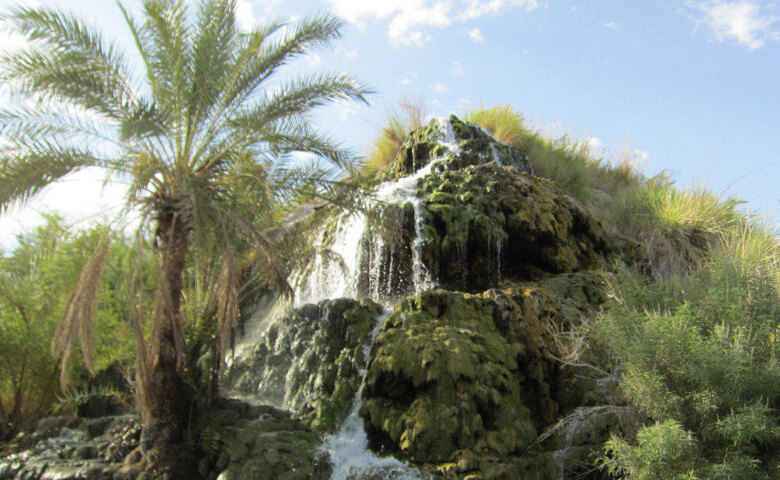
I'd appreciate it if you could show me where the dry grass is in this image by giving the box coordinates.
[362,97,427,178]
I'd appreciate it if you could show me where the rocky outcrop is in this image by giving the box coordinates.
[0,415,141,480]
[359,271,607,477]
[380,116,535,181]
[203,399,331,480]
[419,165,609,291]
[222,115,618,479]
[224,298,384,432]
[0,402,330,480]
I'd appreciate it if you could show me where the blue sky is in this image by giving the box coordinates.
[0,0,778,246]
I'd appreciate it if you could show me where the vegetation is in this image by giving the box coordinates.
[0,3,775,475]
[598,221,780,479]
[0,0,368,471]
[0,217,139,440]
[363,103,780,478]
[361,97,427,178]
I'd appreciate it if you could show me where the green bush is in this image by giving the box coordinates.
[0,216,139,437]
[597,221,780,479]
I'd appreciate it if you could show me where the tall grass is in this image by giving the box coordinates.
[467,105,642,205]
[362,98,427,179]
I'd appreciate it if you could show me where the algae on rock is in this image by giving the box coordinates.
[359,271,608,477]
[380,116,535,182]
[224,298,384,433]
[361,290,538,464]
[418,164,609,291]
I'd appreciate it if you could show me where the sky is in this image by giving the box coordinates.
[0,0,779,248]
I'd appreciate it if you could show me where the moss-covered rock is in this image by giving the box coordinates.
[223,298,383,433]
[419,164,609,291]
[205,399,331,480]
[360,272,608,476]
[380,116,535,181]
[361,290,537,464]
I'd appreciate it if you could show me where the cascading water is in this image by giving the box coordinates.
[232,118,462,478]
[298,118,460,479]
[291,117,459,308]
[319,312,424,480]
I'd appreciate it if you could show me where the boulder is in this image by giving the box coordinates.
[419,164,609,291]
[207,399,331,480]
[360,271,608,474]
[224,298,384,432]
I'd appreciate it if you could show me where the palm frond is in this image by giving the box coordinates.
[51,241,111,389]
[215,250,239,374]
[218,14,342,111]
[0,143,105,212]
[1,6,139,120]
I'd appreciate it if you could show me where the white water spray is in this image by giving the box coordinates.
[292,118,460,307]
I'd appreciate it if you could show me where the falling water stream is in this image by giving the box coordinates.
[292,118,459,307]
[319,312,424,480]
[233,119,462,479]
[297,118,460,479]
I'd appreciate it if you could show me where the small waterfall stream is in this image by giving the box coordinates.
[239,118,461,478]
[303,118,459,478]
[320,312,423,480]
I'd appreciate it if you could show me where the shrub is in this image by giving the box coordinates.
[597,220,780,479]
[0,217,138,437]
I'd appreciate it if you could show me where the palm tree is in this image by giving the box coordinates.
[0,0,369,467]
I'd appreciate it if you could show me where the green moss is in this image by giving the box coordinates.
[205,400,331,480]
[418,164,610,291]
[379,115,534,182]
[361,290,537,464]
[224,298,383,433]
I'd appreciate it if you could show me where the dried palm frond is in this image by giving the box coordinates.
[51,241,110,389]
[215,251,240,374]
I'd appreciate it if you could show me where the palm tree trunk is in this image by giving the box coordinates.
[142,206,193,471]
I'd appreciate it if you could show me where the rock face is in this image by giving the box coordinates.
[205,399,331,480]
[360,272,607,474]
[419,164,608,291]
[224,298,384,432]
[0,415,141,480]
[224,115,618,479]
[380,116,535,181]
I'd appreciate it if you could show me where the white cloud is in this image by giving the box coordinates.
[235,0,259,30]
[452,61,465,76]
[306,53,322,66]
[468,27,485,43]
[586,137,605,157]
[335,99,359,120]
[633,149,649,162]
[457,98,472,109]
[401,78,413,85]
[457,0,538,21]
[327,0,537,46]
[433,82,451,93]
[603,21,621,31]
[691,1,778,50]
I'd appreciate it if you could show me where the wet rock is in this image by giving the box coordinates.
[224,298,384,433]
[205,399,331,480]
[419,164,609,291]
[361,290,538,464]
[360,272,608,474]
[380,115,535,181]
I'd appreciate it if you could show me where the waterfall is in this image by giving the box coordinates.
[291,117,459,308]
[320,312,424,480]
